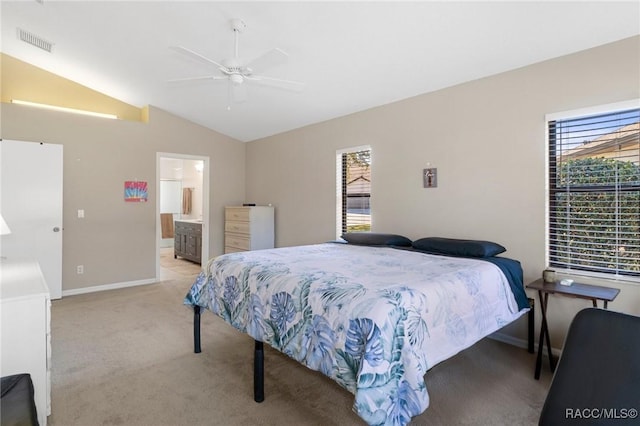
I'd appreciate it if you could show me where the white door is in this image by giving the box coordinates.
[1,140,63,299]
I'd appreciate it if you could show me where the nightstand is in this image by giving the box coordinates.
[526,278,620,380]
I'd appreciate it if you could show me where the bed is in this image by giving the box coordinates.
[184,237,531,425]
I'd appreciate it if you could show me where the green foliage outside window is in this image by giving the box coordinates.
[552,157,640,275]
[347,224,371,232]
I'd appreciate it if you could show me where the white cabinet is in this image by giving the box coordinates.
[1,259,51,426]
[224,206,274,254]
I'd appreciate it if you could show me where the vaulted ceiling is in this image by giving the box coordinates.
[2,1,639,141]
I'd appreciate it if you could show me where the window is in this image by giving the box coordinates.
[547,102,639,279]
[337,147,371,236]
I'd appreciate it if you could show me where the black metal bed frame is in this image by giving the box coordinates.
[192,298,535,403]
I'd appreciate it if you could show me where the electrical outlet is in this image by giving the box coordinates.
[76,265,84,274]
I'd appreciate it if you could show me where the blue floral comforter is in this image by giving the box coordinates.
[184,243,526,425]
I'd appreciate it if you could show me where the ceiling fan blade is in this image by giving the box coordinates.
[170,45,226,70]
[167,75,227,83]
[244,48,289,73]
[246,75,305,92]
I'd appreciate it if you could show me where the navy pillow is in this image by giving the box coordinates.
[412,237,506,257]
[341,232,412,247]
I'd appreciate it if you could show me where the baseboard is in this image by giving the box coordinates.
[490,331,562,357]
[62,278,157,297]
[489,331,528,349]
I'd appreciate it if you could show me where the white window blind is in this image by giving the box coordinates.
[548,106,639,278]
[339,148,371,234]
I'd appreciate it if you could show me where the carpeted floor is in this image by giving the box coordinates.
[48,253,552,425]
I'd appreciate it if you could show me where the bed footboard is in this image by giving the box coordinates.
[193,306,201,353]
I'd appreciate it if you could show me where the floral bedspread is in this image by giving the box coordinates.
[184,243,526,425]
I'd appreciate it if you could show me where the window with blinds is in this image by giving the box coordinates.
[338,148,371,235]
[548,106,639,279]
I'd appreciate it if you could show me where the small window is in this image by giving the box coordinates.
[547,102,639,280]
[337,147,371,236]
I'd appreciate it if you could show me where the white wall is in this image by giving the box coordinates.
[245,36,640,347]
[158,157,204,247]
[181,159,204,221]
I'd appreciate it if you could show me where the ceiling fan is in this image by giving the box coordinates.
[169,18,305,110]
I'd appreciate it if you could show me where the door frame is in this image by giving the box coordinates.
[155,152,209,279]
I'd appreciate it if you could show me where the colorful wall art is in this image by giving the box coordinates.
[124,181,148,202]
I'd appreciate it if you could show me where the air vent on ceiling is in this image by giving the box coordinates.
[17,28,53,53]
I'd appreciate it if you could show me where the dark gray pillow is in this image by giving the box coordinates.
[412,237,506,257]
[341,232,412,247]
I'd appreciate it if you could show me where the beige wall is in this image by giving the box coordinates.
[1,103,245,291]
[246,36,640,347]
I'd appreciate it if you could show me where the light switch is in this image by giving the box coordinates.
[78,209,85,218]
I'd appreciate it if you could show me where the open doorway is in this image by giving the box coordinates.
[156,153,209,281]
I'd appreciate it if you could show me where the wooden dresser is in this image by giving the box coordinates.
[174,220,202,264]
[225,206,274,253]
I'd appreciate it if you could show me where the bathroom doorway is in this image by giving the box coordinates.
[156,153,209,280]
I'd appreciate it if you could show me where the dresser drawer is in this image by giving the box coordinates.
[224,205,274,253]
[224,246,246,254]
[225,221,250,234]
[225,208,250,222]
[225,233,250,250]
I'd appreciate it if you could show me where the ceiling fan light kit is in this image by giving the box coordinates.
[170,18,305,109]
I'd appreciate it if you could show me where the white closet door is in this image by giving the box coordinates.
[1,140,63,299]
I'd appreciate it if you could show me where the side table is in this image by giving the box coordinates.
[526,278,620,380]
